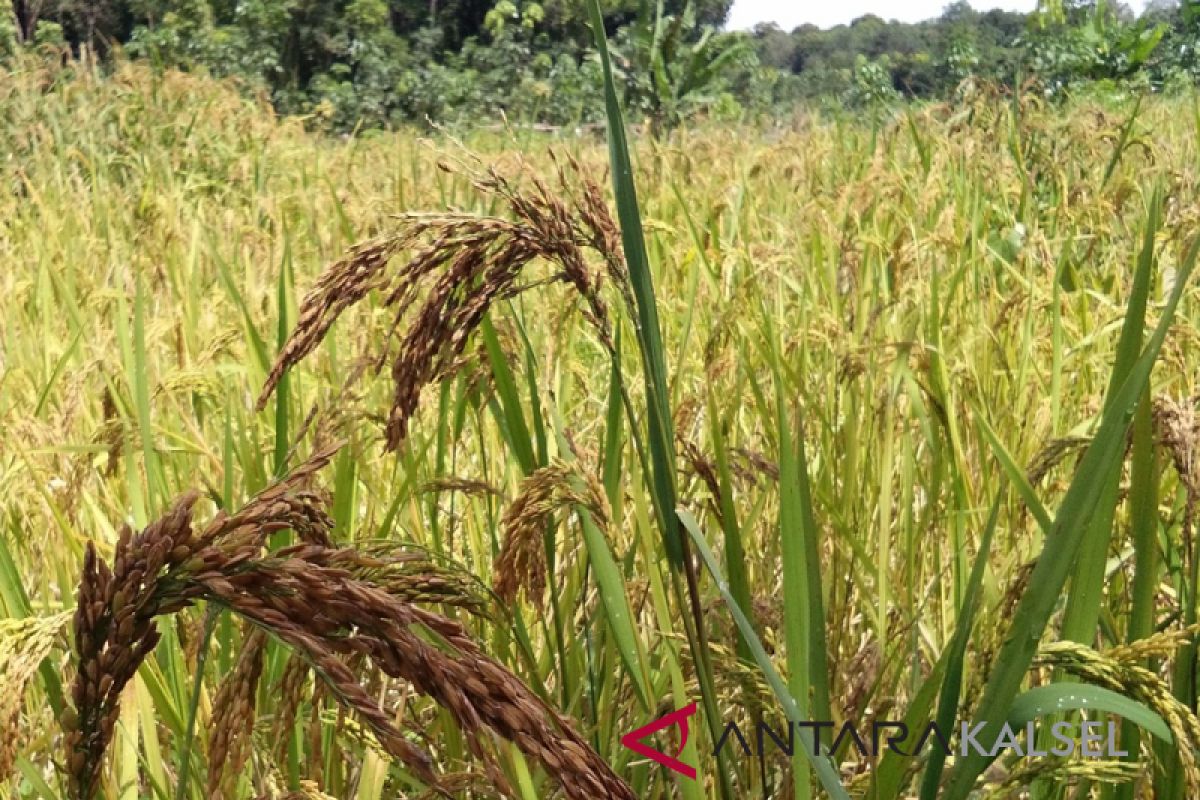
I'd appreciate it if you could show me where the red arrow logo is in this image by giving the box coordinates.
[621,702,698,780]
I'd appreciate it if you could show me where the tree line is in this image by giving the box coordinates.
[758,1,1200,106]
[2,0,1199,131]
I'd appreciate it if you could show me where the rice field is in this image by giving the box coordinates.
[3,49,1200,800]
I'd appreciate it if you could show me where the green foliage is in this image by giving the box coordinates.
[1020,1,1167,95]
[0,4,18,56]
[32,19,64,47]
[1145,1,1200,89]
[302,0,412,128]
[751,0,1189,108]
[845,53,900,109]
[938,26,981,89]
[611,0,756,133]
[2,0,1199,130]
[126,0,217,67]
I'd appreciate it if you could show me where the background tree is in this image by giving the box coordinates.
[3,0,1197,130]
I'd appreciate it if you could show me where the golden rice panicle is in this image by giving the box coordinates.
[208,627,268,800]
[493,459,610,608]
[0,612,71,783]
[1036,639,1200,795]
[275,779,340,800]
[271,654,312,764]
[987,758,1142,797]
[1107,622,1200,664]
[1154,394,1199,543]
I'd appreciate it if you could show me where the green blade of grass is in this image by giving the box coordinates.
[550,412,652,712]
[131,272,165,512]
[578,499,653,712]
[15,758,58,800]
[974,413,1054,535]
[495,314,574,708]
[766,317,833,789]
[0,534,64,715]
[272,241,293,480]
[174,608,217,800]
[481,316,536,475]
[778,405,812,800]
[586,6,732,797]
[1007,683,1172,745]
[871,647,950,799]
[32,326,82,417]
[1101,95,1144,189]
[706,387,753,664]
[213,245,270,374]
[918,493,1003,800]
[678,508,851,800]
[586,0,682,568]
[512,307,550,469]
[1059,192,1164,651]
[602,327,625,515]
[1113,390,1159,800]
[0,534,31,618]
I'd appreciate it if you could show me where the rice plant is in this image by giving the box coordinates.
[3,27,1200,800]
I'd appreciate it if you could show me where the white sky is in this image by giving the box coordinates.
[726,1,1150,31]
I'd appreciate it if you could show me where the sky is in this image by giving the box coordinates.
[725,1,1150,32]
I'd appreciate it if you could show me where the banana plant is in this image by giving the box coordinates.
[1028,0,1166,88]
[608,0,749,136]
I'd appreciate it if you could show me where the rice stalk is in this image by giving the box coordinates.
[1154,394,1199,551]
[63,464,635,800]
[207,626,267,799]
[271,653,312,765]
[256,152,628,452]
[985,758,1142,797]
[1034,638,1200,795]
[0,611,71,783]
[492,458,610,608]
